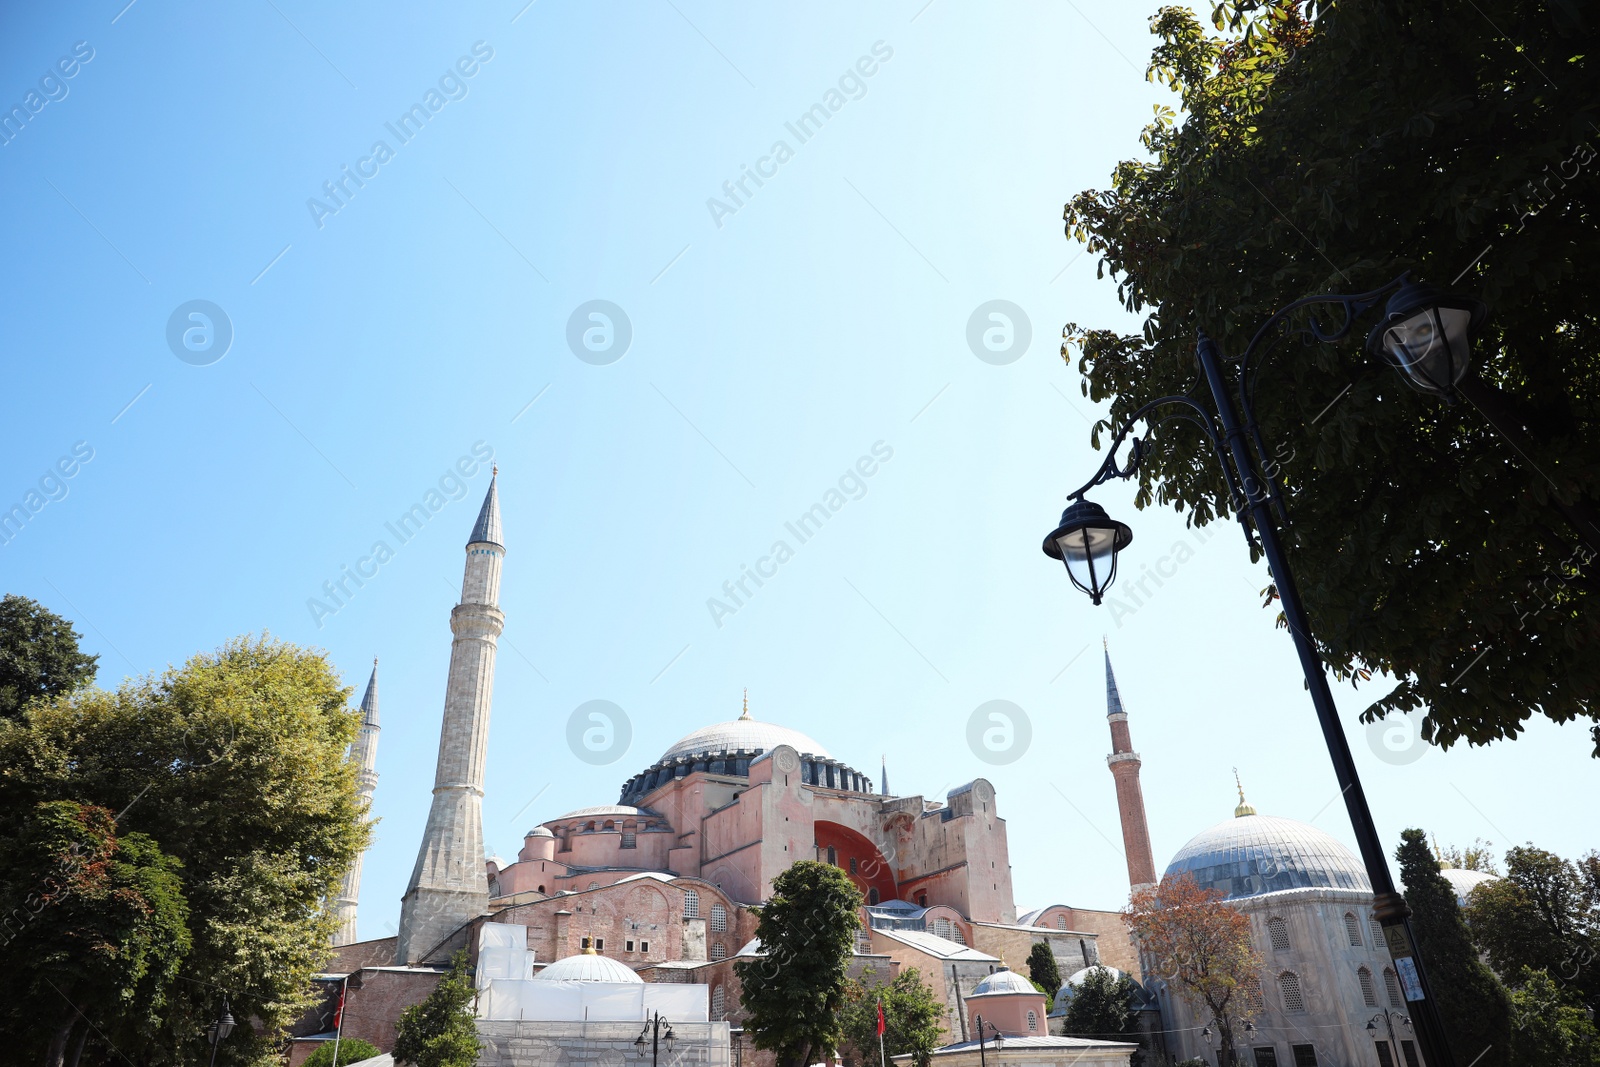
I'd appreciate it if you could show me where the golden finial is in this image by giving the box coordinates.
[1233,768,1257,818]
[492,463,498,476]
[740,688,751,721]
[1103,635,1108,651]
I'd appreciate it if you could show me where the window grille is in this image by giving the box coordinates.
[1027,1011,1037,1031]
[1254,1048,1279,1067]
[711,987,726,1019]
[1359,967,1377,1007]
[1400,1041,1421,1067]
[1278,971,1305,1012]
[1268,916,1291,951]
[1384,967,1402,1007]
[1370,917,1386,948]
[850,857,859,874]
[952,926,966,945]
[1344,912,1362,946]
[711,904,728,932]
[1291,1045,1318,1067]
[621,832,637,848]
[684,889,700,918]
[588,882,600,890]
[1241,975,1265,1014]
[1376,1042,1395,1067]
[1057,916,1068,930]
[711,941,727,961]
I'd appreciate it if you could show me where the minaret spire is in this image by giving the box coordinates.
[880,755,889,797]
[397,473,506,964]
[1104,643,1158,892]
[334,658,381,945]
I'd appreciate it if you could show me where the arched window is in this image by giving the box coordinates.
[711,941,727,961]
[850,857,859,874]
[603,820,615,830]
[1384,967,1403,1007]
[537,884,546,894]
[1278,971,1305,1013]
[1267,916,1291,951]
[1359,966,1378,1007]
[711,903,728,932]
[857,928,873,954]
[1370,916,1386,948]
[917,892,928,907]
[952,925,966,945]
[711,987,726,1019]
[488,880,500,897]
[934,918,952,940]
[1056,916,1068,930]
[1241,975,1265,1014]
[1027,1010,1038,1031]
[1345,912,1363,946]
[588,881,600,891]
[684,889,700,918]
[826,846,838,866]
[867,888,880,905]
[621,831,637,848]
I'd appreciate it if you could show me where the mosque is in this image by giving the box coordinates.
[293,474,1427,1067]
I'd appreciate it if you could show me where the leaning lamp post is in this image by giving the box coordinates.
[1044,274,1490,1067]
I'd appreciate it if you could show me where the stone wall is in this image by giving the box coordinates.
[475,1020,731,1067]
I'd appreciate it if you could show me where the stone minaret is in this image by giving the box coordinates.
[396,470,504,964]
[1104,643,1157,892]
[333,660,381,945]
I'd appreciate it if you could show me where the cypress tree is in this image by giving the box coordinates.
[1397,829,1511,1067]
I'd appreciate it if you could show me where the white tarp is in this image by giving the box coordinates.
[477,924,533,990]
[477,979,709,1022]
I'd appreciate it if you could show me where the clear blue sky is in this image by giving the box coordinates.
[2,2,1591,943]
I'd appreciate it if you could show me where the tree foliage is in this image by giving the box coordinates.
[1059,966,1143,1050]
[1026,941,1062,1001]
[0,594,97,720]
[1441,837,1500,875]
[393,952,480,1067]
[0,635,372,1065]
[735,861,863,1067]
[839,968,943,1067]
[1506,966,1600,1067]
[1124,873,1257,1064]
[1398,828,1511,1067]
[301,1037,382,1067]
[1464,845,1600,1008]
[1061,0,1600,754]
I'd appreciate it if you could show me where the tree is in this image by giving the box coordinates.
[1060,966,1143,1050]
[1464,845,1600,1008]
[0,594,97,720]
[1060,1,1600,756]
[0,800,190,1067]
[839,968,943,1067]
[393,952,480,1067]
[302,1038,382,1067]
[735,861,863,1067]
[1124,873,1258,1065]
[1506,967,1600,1067]
[1440,838,1500,875]
[0,635,372,1065]
[1397,828,1511,1067]
[1026,941,1062,1001]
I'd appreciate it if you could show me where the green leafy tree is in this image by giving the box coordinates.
[1061,1,1600,755]
[1506,967,1600,1067]
[0,635,372,1065]
[0,594,98,720]
[0,800,190,1067]
[735,861,863,1067]
[393,952,480,1067]
[1398,829,1511,1067]
[840,968,943,1067]
[1060,966,1143,1049]
[1441,838,1500,875]
[1464,845,1600,1007]
[301,1037,382,1067]
[1026,941,1062,1001]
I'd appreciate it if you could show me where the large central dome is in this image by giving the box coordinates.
[658,718,830,763]
[1165,813,1371,900]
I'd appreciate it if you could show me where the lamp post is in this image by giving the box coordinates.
[635,1011,675,1067]
[974,1015,1003,1067]
[1043,274,1489,1067]
[1367,1010,1414,1066]
[206,995,235,1067]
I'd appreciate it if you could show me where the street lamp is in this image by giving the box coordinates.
[973,1015,1004,1067]
[206,995,235,1067]
[1043,274,1481,1067]
[1367,1009,1414,1066]
[1365,280,1487,400]
[635,1012,675,1067]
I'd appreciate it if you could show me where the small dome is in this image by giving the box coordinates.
[1055,966,1155,1012]
[1440,867,1498,907]
[1165,813,1371,900]
[971,968,1038,996]
[533,950,643,983]
[526,826,555,838]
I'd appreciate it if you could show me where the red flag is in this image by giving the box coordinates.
[333,987,346,1030]
[876,1000,885,1037]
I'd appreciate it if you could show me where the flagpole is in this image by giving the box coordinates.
[877,999,886,1067]
[332,974,347,1065]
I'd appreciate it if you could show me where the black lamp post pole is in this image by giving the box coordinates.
[1192,331,1455,1066]
[975,1014,988,1067]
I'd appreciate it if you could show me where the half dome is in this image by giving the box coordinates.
[533,951,643,983]
[1165,814,1371,900]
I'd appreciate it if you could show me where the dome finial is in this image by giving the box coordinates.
[1233,767,1257,818]
[740,688,751,721]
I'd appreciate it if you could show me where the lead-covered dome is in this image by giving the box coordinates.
[971,968,1038,996]
[1165,813,1371,900]
[1440,867,1498,907]
[658,719,830,762]
[533,950,643,983]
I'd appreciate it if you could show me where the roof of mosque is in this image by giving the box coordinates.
[550,805,650,821]
[1165,812,1372,900]
[970,969,1039,997]
[1440,867,1499,907]
[532,950,643,983]
[657,718,831,763]
[468,470,502,548]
